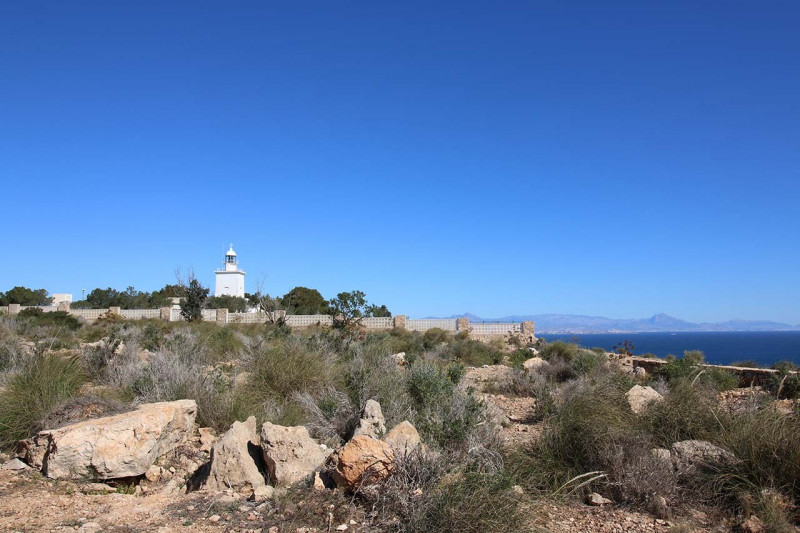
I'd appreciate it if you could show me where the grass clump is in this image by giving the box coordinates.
[539,341,580,363]
[0,353,87,448]
[407,471,526,533]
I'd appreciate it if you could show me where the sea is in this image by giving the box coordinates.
[542,331,800,367]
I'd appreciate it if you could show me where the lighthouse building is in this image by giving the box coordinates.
[214,245,246,298]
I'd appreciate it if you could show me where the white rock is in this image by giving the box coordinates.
[625,385,663,414]
[352,399,386,440]
[2,458,30,471]
[522,357,548,371]
[22,400,196,480]
[261,423,330,487]
[205,417,268,496]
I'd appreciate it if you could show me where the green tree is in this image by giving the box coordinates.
[281,287,328,315]
[365,304,392,317]
[206,295,248,312]
[328,290,367,329]
[180,279,209,322]
[0,286,52,306]
[155,284,185,298]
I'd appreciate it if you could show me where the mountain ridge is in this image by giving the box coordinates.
[424,312,799,333]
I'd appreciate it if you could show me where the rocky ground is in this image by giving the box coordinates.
[0,360,749,533]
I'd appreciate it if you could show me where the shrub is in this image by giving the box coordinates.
[572,349,607,376]
[294,387,356,445]
[508,348,532,368]
[340,341,413,431]
[17,308,81,331]
[422,328,452,349]
[448,338,503,366]
[643,378,725,446]
[406,360,490,450]
[683,350,705,365]
[407,471,525,533]
[513,375,676,504]
[539,341,580,363]
[540,357,577,383]
[703,409,800,525]
[0,353,87,449]
[731,360,761,368]
[407,361,455,407]
[242,337,336,402]
[654,356,738,391]
[764,363,800,400]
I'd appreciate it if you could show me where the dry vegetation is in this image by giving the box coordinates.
[0,311,798,532]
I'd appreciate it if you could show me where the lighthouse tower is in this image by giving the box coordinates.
[214,245,246,297]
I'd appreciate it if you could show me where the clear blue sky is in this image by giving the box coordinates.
[1,1,798,323]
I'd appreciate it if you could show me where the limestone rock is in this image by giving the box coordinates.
[2,458,30,471]
[352,400,386,439]
[145,465,162,482]
[198,427,217,453]
[205,417,267,496]
[651,448,672,467]
[522,357,548,371]
[382,421,421,455]
[625,385,663,414]
[22,400,196,480]
[391,352,406,366]
[740,516,766,533]
[261,423,329,487]
[670,440,737,476]
[328,435,394,491]
[586,492,613,506]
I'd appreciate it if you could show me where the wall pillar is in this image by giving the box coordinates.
[216,308,229,324]
[274,310,286,322]
[8,304,20,315]
[393,315,407,329]
[57,303,70,313]
[109,306,121,316]
[521,321,535,336]
[160,307,172,321]
[456,317,469,331]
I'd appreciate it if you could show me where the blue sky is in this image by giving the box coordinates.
[1,1,798,323]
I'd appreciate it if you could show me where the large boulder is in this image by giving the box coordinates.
[205,417,268,497]
[625,385,663,414]
[327,435,394,491]
[670,440,737,476]
[382,421,421,455]
[261,423,330,487]
[352,400,386,440]
[18,400,196,480]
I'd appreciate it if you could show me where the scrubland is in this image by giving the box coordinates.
[0,310,798,532]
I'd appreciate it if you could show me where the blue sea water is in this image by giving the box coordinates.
[543,331,800,367]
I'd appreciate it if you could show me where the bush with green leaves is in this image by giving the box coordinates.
[180,279,209,322]
[0,353,87,449]
[18,308,81,331]
[572,349,607,376]
[539,341,580,363]
[447,337,504,366]
[653,351,738,391]
[406,360,488,450]
[422,328,452,350]
[642,378,725,446]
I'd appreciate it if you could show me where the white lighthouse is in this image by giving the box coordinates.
[214,244,246,298]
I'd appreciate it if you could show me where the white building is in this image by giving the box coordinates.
[214,245,246,298]
[51,293,72,306]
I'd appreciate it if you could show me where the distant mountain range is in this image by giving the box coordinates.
[434,313,800,333]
